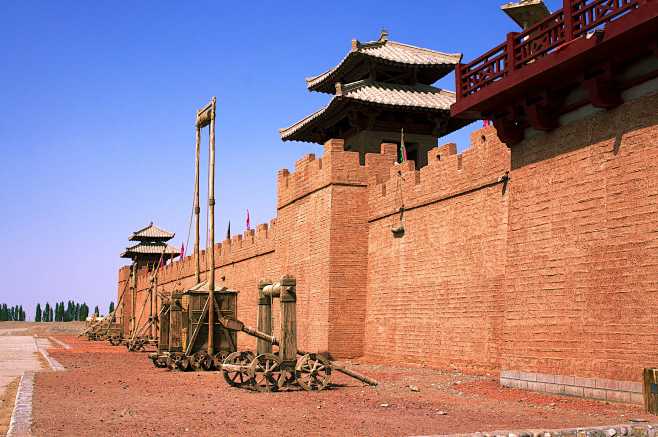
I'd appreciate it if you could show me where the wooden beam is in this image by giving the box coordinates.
[584,68,622,109]
[493,117,524,146]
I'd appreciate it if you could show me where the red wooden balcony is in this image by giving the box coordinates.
[451,0,658,144]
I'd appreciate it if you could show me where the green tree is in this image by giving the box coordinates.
[79,303,88,321]
[49,306,54,322]
[109,301,115,315]
[35,303,42,322]
[94,305,99,317]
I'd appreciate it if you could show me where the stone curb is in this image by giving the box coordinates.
[412,423,658,437]
[48,336,72,350]
[6,372,34,437]
[34,337,65,372]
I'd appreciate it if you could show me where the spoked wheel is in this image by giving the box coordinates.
[177,355,192,371]
[222,351,253,387]
[212,351,229,370]
[249,353,283,392]
[166,352,183,370]
[127,339,143,352]
[191,351,213,371]
[108,336,122,346]
[295,353,332,391]
[277,368,298,392]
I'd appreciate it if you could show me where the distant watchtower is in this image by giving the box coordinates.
[280,31,467,169]
[120,222,179,269]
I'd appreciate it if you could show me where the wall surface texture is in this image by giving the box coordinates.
[118,91,658,403]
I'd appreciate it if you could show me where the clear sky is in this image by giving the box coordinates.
[0,0,562,318]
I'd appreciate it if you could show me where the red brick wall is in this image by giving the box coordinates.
[503,92,658,382]
[364,128,511,371]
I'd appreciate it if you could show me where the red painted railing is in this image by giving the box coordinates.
[457,0,646,99]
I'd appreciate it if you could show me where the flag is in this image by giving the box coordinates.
[483,120,491,127]
[246,209,251,231]
[180,243,185,258]
[226,221,231,240]
[399,128,407,163]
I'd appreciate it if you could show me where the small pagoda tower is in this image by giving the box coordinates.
[120,222,179,269]
[280,31,467,169]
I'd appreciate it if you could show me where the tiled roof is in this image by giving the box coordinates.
[120,242,180,258]
[279,81,455,142]
[129,222,175,241]
[306,32,461,93]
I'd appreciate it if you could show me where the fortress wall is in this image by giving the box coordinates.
[363,128,511,371]
[116,91,658,404]
[501,91,658,396]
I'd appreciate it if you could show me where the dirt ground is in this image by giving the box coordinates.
[0,321,86,336]
[30,336,655,437]
[0,377,19,435]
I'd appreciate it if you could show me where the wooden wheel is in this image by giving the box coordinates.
[108,336,122,346]
[295,353,332,391]
[249,353,282,392]
[178,355,192,371]
[191,351,212,371]
[222,351,252,387]
[166,353,182,370]
[277,368,298,391]
[212,351,229,370]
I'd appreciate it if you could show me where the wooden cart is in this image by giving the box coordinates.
[151,283,239,371]
[218,276,378,392]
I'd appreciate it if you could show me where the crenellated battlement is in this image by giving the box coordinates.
[368,126,510,221]
[128,218,277,293]
[277,139,398,208]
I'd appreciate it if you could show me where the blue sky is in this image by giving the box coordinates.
[0,0,562,317]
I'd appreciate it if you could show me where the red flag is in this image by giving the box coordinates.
[180,243,185,258]
[246,209,251,231]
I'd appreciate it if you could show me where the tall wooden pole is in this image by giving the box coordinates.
[130,262,137,336]
[207,96,217,356]
[194,124,201,285]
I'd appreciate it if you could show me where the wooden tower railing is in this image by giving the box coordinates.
[456,0,651,100]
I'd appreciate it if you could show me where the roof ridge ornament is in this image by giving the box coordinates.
[335,82,343,96]
[351,39,360,51]
[379,29,389,42]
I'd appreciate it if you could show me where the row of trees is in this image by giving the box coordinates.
[0,304,27,321]
[35,301,100,322]
[0,301,116,323]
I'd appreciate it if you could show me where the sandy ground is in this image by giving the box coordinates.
[0,321,85,337]
[30,336,655,437]
[0,321,83,435]
[0,377,19,435]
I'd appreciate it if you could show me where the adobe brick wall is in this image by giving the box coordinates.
[363,128,511,371]
[503,91,658,383]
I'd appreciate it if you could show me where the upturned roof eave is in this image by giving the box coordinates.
[279,88,454,143]
[306,53,462,94]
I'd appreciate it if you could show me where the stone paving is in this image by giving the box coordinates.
[0,336,44,406]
